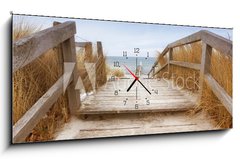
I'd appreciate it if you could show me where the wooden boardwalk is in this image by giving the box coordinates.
[55,76,214,140]
[79,75,196,114]
[55,111,215,140]
[12,21,232,142]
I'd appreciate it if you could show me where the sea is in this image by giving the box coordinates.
[106,56,155,75]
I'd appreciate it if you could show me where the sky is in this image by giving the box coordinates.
[13,15,233,57]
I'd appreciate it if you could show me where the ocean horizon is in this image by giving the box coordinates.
[106,56,156,75]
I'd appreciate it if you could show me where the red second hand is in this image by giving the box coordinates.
[123,65,138,80]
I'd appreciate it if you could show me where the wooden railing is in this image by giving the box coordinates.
[12,21,106,143]
[148,30,232,116]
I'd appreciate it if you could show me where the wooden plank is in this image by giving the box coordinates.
[75,42,87,47]
[85,95,186,101]
[97,41,103,58]
[88,98,192,105]
[63,62,75,93]
[61,37,81,114]
[199,43,212,99]
[170,60,201,70]
[79,101,194,114]
[154,63,168,75]
[160,46,170,57]
[148,30,232,77]
[168,49,173,78]
[13,74,66,143]
[201,30,232,57]
[84,42,93,62]
[204,74,232,115]
[94,92,184,96]
[55,111,214,140]
[168,31,202,48]
[148,48,169,76]
[13,21,76,73]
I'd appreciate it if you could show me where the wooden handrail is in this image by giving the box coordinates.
[148,30,232,76]
[13,19,107,143]
[13,64,75,143]
[169,61,201,70]
[12,21,80,143]
[201,30,232,57]
[13,21,76,73]
[205,73,232,114]
[148,30,232,116]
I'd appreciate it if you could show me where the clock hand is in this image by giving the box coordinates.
[127,79,137,92]
[137,79,151,95]
[123,65,138,80]
[123,65,151,94]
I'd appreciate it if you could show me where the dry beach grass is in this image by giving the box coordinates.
[13,21,70,142]
[156,41,232,128]
[13,20,108,142]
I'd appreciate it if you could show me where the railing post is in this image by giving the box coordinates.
[95,41,106,88]
[168,48,173,79]
[84,42,93,62]
[152,67,155,78]
[61,36,81,114]
[54,21,81,114]
[97,41,104,57]
[199,42,212,101]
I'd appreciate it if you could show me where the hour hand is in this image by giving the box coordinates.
[127,79,137,92]
[123,65,138,80]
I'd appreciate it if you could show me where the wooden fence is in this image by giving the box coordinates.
[148,30,232,116]
[12,21,105,143]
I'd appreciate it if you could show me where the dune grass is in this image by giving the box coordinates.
[156,41,232,128]
[106,66,125,78]
[13,20,70,142]
[13,19,109,142]
[76,43,107,91]
[111,68,125,77]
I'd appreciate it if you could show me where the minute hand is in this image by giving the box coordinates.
[137,79,151,95]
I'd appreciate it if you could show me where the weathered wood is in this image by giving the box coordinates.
[148,62,158,76]
[84,42,93,62]
[79,102,193,114]
[78,66,94,92]
[149,30,232,76]
[199,43,212,99]
[154,63,168,75]
[97,41,103,58]
[152,67,155,77]
[170,60,201,70]
[168,49,173,78]
[61,37,81,114]
[148,48,169,76]
[79,76,195,115]
[95,58,107,88]
[160,46,170,57]
[13,74,67,143]
[75,42,87,47]
[63,62,75,93]
[201,30,232,57]
[55,110,214,140]
[204,74,232,115]
[13,21,76,73]
[168,31,202,48]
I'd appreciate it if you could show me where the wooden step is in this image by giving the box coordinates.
[78,101,194,114]
[78,77,195,115]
